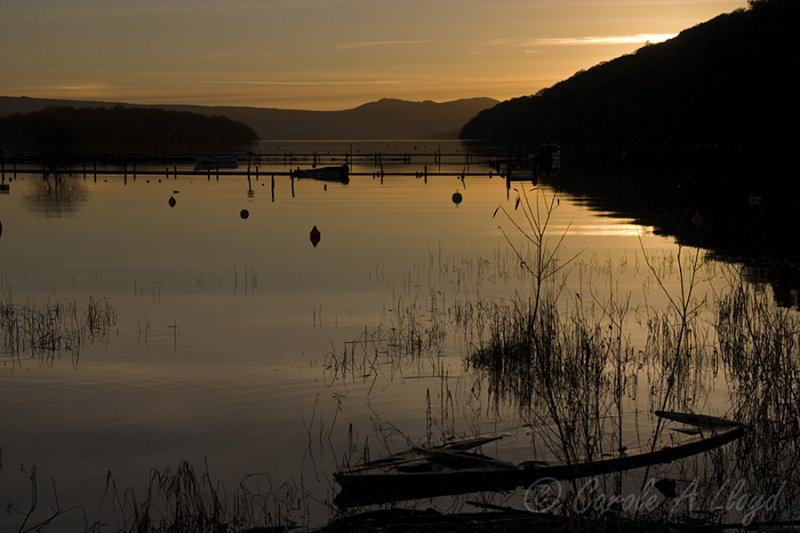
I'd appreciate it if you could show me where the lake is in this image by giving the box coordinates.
[0,141,796,531]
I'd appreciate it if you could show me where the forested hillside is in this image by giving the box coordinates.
[0,106,258,154]
[460,0,799,154]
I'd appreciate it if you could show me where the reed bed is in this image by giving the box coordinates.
[0,280,116,367]
[100,460,310,533]
[329,186,800,527]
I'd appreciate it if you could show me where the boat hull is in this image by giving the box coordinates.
[334,425,744,507]
[293,164,349,183]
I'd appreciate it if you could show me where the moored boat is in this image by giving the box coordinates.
[293,164,349,183]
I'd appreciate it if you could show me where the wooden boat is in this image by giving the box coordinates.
[293,164,349,183]
[194,154,238,170]
[654,410,740,431]
[333,413,744,507]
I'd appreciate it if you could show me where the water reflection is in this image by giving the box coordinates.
[537,148,800,308]
[24,175,88,216]
[3,143,799,529]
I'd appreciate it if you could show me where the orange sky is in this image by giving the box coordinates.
[1,0,746,110]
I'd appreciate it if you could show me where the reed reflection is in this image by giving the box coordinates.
[24,175,88,216]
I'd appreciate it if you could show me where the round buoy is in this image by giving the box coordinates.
[452,192,463,205]
[240,209,250,220]
[168,196,176,208]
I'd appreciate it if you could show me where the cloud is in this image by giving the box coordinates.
[197,52,235,60]
[530,33,676,46]
[328,40,436,50]
[481,33,676,49]
[201,79,402,87]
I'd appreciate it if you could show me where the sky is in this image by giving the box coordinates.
[1,0,747,111]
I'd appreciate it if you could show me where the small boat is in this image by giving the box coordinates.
[194,154,238,170]
[654,410,741,431]
[293,164,349,184]
[333,413,744,507]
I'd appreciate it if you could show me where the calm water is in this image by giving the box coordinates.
[0,141,774,530]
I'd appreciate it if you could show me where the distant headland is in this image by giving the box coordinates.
[0,96,498,143]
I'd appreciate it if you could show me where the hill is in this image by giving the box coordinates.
[459,0,800,153]
[0,97,498,141]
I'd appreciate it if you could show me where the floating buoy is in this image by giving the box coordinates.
[168,196,176,208]
[0,220,3,238]
[654,478,677,499]
[240,209,249,220]
[452,192,463,205]
[310,225,321,247]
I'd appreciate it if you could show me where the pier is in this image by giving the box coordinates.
[0,148,520,180]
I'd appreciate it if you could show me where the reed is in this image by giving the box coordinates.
[714,271,800,523]
[0,283,116,367]
[102,460,311,532]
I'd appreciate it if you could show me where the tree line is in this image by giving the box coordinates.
[0,105,259,156]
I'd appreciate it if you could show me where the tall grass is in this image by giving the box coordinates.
[0,279,116,367]
[459,187,800,526]
[715,272,800,523]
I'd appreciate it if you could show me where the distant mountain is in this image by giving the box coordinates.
[0,96,498,140]
[460,0,800,153]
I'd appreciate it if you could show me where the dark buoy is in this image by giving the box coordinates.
[310,225,321,247]
[452,192,463,205]
[654,478,677,498]
[240,209,249,219]
[168,196,176,208]
[0,220,3,238]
